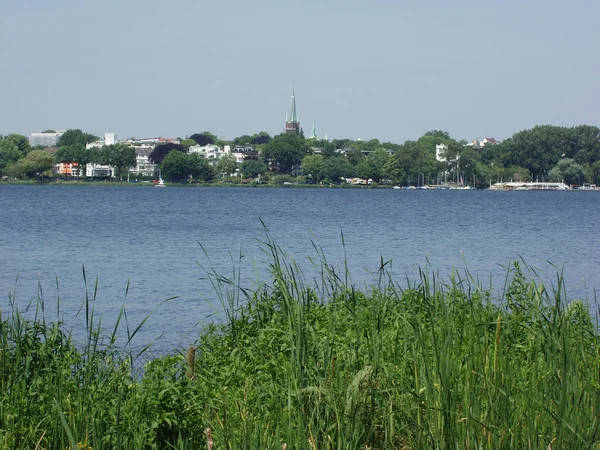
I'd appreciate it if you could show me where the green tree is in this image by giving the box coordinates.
[56,144,93,177]
[571,125,600,166]
[233,135,253,145]
[424,129,451,139]
[502,166,531,183]
[262,133,308,174]
[345,147,364,166]
[590,161,600,185]
[356,148,390,182]
[322,156,355,183]
[548,158,585,186]
[318,140,336,158]
[0,139,22,173]
[57,129,98,147]
[161,152,214,182]
[189,132,217,146]
[181,139,197,151]
[161,151,192,182]
[97,144,136,179]
[240,160,267,178]
[189,154,215,181]
[301,154,325,182]
[496,125,581,178]
[6,150,53,178]
[216,154,238,176]
[250,131,271,145]
[331,139,351,150]
[5,134,32,155]
[382,152,406,184]
[392,140,443,185]
[149,143,185,164]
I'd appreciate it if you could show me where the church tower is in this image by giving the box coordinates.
[309,120,317,140]
[285,87,300,134]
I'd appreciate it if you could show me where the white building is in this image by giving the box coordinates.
[230,145,258,164]
[86,132,119,149]
[29,131,65,147]
[131,148,158,177]
[137,137,180,145]
[104,133,117,145]
[465,137,496,149]
[435,144,449,163]
[189,144,228,161]
[86,163,114,178]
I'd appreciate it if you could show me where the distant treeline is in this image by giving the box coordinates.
[2,125,599,188]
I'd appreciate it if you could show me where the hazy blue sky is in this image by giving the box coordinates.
[1,0,598,143]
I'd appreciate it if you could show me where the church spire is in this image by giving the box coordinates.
[310,120,317,140]
[288,87,298,123]
[285,85,300,134]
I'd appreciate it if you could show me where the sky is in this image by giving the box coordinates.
[1,0,599,143]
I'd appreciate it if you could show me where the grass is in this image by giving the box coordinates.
[1,236,599,449]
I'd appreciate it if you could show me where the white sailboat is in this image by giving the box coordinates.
[156,169,166,187]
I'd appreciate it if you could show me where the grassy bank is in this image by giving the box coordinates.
[1,242,599,449]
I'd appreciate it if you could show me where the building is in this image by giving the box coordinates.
[104,133,117,145]
[29,131,65,147]
[285,87,300,134]
[86,132,119,149]
[481,137,497,146]
[435,144,449,162]
[86,163,114,178]
[309,120,318,140]
[131,148,158,177]
[136,137,181,145]
[189,144,228,161]
[56,162,82,177]
[465,137,497,149]
[231,145,258,164]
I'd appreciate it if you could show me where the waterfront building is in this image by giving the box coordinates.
[86,163,114,178]
[56,162,82,177]
[131,148,158,177]
[285,87,300,134]
[231,145,258,164]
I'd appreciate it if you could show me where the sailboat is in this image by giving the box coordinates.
[155,169,166,187]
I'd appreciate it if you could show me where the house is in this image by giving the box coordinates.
[131,148,158,177]
[56,162,82,177]
[465,139,481,149]
[465,137,497,149]
[230,145,258,164]
[189,144,228,161]
[86,163,114,178]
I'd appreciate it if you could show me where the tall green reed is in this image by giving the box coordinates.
[1,238,599,449]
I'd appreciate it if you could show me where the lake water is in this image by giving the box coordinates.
[1,185,599,351]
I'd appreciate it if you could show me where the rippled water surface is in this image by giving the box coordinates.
[1,185,599,350]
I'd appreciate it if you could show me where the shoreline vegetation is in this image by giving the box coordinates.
[2,179,600,190]
[3,125,600,190]
[1,239,599,449]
